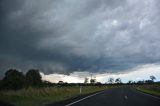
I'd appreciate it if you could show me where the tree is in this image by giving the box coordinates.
[108,78,114,84]
[0,80,3,90]
[127,80,133,84]
[150,75,156,82]
[115,78,122,84]
[58,81,64,84]
[2,69,25,90]
[96,82,102,85]
[26,69,42,87]
[90,79,96,84]
[137,80,145,84]
[84,77,89,84]
[145,80,153,84]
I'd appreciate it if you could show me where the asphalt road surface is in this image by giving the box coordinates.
[62,87,160,106]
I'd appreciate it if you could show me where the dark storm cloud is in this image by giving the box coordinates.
[0,0,160,77]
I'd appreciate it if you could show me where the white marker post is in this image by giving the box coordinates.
[80,86,82,94]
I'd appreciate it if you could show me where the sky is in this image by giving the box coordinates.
[0,0,160,83]
[40,64,160,83]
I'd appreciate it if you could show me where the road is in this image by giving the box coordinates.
[62,87,160,106]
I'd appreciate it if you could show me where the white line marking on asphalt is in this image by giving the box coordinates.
[136,90,160,100]
[65,90,105,106]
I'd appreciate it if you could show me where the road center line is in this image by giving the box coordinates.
[65,90,105,106]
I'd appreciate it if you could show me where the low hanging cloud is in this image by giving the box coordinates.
[41,64,160,83]
[0,0,160,78]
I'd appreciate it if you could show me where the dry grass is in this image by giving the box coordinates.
[0,86,108,106]
[135,84,160,97]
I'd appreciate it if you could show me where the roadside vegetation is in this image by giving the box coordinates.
[0,69,109,106]
[135,84,160,97]
[0,69,159,106]
[133,75,160,97]
[0,86,108,106]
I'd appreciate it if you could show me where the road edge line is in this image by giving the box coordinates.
[65,90,105,106]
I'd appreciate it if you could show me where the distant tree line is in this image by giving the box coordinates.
[0,69,42,90]
[107,75,156,85]
[0,69,158,90]
[127,75,156,85]
[107,78,122,84]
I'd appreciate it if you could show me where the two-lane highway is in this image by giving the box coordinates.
[65,87,160,106]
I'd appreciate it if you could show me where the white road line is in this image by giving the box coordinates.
[136,90,160,100]
[65,90,105,106]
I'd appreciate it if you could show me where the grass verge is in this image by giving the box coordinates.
[0,86,108,106]
[135,84,160,97]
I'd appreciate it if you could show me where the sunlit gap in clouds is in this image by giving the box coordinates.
[40,64,160,83]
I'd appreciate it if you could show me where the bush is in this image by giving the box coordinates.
[26,69,42,87]
[2,69,25,90]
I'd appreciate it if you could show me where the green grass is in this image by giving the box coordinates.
[0,86,108,106]
[135,84,160,97]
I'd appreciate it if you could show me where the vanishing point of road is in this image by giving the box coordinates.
[51,87,160,106]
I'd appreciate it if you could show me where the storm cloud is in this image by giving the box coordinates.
[0,0,160,77]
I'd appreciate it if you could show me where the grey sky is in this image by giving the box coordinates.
[0,0,160,77]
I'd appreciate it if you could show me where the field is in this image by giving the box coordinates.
[1,84,159,106]
[135,84,160,97]
[0,86,108,106]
